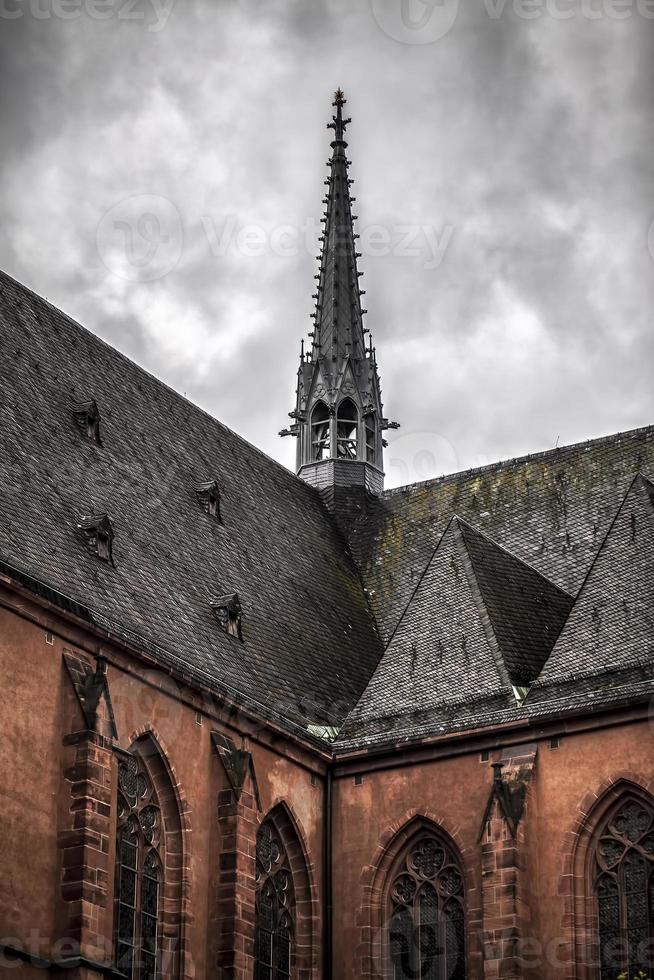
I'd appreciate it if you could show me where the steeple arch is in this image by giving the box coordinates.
[281,89,398,511]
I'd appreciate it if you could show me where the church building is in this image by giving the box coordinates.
[0,90,653,980]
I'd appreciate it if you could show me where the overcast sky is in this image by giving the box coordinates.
[1,0,653,488]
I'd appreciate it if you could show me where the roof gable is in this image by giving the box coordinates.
[458,520,574,685]
[340,517,573,743]
[538,473,654,685]
[340,519,511,740]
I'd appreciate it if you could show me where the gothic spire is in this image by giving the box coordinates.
[311,87,367,374]
[282,90,397,504]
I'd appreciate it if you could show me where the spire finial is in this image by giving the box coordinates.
[328,88,350,143]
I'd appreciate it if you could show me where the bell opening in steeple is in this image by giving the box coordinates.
[311,401,331,461]
[337,399,358,460]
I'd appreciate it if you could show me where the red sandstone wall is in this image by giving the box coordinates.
[0,596,325,979]
[0,605,62,963]
[331,719,654,980]
[2,586,653,980]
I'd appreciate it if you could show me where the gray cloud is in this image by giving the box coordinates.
[1,0,652,487]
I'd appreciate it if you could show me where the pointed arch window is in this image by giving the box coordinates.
[115,754,163,980]
[337,398,358,460]
[594,795,654,977]
[255,819,295,980]
[311,401,331,461]
[388,835,466,980]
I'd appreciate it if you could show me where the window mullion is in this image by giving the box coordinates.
[135,839,143,980]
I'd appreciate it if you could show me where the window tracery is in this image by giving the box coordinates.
[115,754,162,980]
[255,819,294,980]
[388,834,465,980]
[594,796,654,977]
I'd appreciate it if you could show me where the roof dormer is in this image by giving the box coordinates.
[194,479,222,522]
[78,512,114,563]
[71,398,102,445]
[210,593,243,641]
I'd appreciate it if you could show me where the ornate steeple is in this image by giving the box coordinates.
[281,90,398,504]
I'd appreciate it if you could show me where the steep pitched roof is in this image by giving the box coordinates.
[339,517,573,744]
[457,520,574,685]
[2,265,654,751]
[0,269,383,733]
[537,473,654,685]
[350,426,654,647]
[339,475,654,749]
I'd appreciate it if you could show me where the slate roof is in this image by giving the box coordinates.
[338,472,654,749]
[349,426,654,645]
[0,269,383,733]
[457,521,574,685]
[537,473,654,685]
[335,669,654,750]
[338,516,574,744]
[1,266,654,750]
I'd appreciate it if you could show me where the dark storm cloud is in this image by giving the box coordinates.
[1,0,652,487]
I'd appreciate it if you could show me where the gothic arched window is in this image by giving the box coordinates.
[115,754,163,980]
[337,398,358,459]
[594,795,654,977]
[255,819,295,980]
[388,834,466,980]
[311,401,331,461]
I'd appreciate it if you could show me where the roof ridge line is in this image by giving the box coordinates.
[381,425,654,498]
[0,268,318,497]
[455,515,575,600]
[338,515,491,739]
[536,470,654,684]
[452,519,514,692]
[378,514,458,655]
[636,470,654,495]
[567,470,643,607]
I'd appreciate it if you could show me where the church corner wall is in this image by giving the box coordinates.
[2,577,653,980]
[0,588,327,980]
[331,713,654,980]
